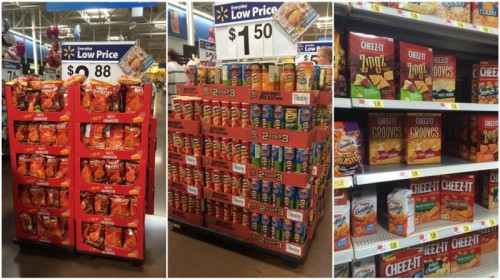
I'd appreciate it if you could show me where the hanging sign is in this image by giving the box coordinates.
[2,60,21,81]
[199,39,216,62]
[296,41,332,64]
[44,67,57,80]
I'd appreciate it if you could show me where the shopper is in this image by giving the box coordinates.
[168,48,187,112]
[317,46,332,66]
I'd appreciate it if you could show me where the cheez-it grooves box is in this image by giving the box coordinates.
[376,245,423,278]
[450,232,481,273]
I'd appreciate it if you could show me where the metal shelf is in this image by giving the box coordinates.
[354,155,499,185]
[445,251,498,278]
[334,247,353,265]
[351,204,497,259]
[334,98,352,109]
[351,98,499,112]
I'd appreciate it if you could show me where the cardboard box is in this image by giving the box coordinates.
[472,2,498,28]
[450,232,481,273]
[481,226,498,254]
[388,188,415,237]
[403,176,440,225]
[397,42,433,101]
[368,113,404,165]
[479,169,498,209]
[351,187,377,237]
[405,113,442,165]
[432,54,456,102]
[458,114,471,160]
[397,2,437,16]
[334,31,348,98]
[334,189,350,251]
[436,2,471,23]
[477,60,498,104]
[441,173,475,222]
[352,256,376,278]
[471,64,480,103]
[470,114,498,162]
[377,245,423,277]
[422,238,450,278]
[348,32,395,99]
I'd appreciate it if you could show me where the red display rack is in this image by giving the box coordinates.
[203,188,249,208]
[145,166,155,215]
[168,181,203,197]
[148,116,157,169]
[317,91,333,106]
[248,201,311,224]
[248,166,310,187]
[201,123,249,141]
[205,215,251,240]
[14,210,75,247]
[202,156,249,176]
[168,152,203,168]
[168,118,201,135]
[249,127,317,149]
[199,85,251,102]
[10,153,75,188]
[249,90,319,107]
[176,85,202,97]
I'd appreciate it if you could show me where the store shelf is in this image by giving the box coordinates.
[446,252,498,278]
[333,98,352,109]
[351,204,497,259]
[351,98,499,112]
[354,155,498,185]
[334,247,353,265]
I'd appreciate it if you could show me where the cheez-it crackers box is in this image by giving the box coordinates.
[402,176,440,225]
[472,2,498,28]
[423,238,450,278]
[450,232,481,273]
[349,31,395,100]
[377,245,423,278]
[436,2,471,23]
[470,114,498,162]
[479,169,498,209]
[368,113,404,165]
[405,113,442,165]
[397,42,433,101]
[432,54,456,102]
[478,60,498,104]
[481,226,498,255]
[440,173,475,222]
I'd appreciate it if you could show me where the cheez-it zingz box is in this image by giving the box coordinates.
[405,113,442,165]
[440,173,475,222]
[398,42,433,101]
[377,245,423,278]
[402,176,440,225]
[423,239,450,277]
[450,232,481,273]
[470,114,498,162]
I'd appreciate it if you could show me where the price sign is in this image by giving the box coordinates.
[377,240,399,253]
[334,177,351,189]
[408,12,421,20]
[399,170,421,179]
[286,243,302,256]
[358,99,384,108]
[454,224,472,234]
[61,41,135,83]
[292,92,311,105]
[481,26,491,33]
[187,185,199,196]
[420,231,439,243]
[214,2,297,60]
[482,218,497,228]
[44,67,58,80]
[2,60,21,82]
[232,163,246,174]
[440,102,460,110]
[185,155,197,166]
[199,39,216,62]
[457,21,467,29]
[296,41,332,64]
[369,3,383,13]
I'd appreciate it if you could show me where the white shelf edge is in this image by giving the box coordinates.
[334,247,353,265]
[351,98,499,112]
[333,98,352,109]
[354,156,499,185]
[445,251,498,278]
[351,204,497,259]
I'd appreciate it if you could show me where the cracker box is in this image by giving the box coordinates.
[440,173,475,222]
[479,169,498,209]
[377,245,423,278]
[335,31,348,98]
[422,239,450,278]
[368,113,404,165]
[351,187,377,237]
[458,114,471,160]
[334,263,350,278]
[470,114,498,162]
[334,121,364,177]
[397,2,437,16]
[472,2,498,28]
[334,189,351,251]
[348,32,395,100]
[436,2,471,23]
[432,54,456,102]
[480,226,498,255]
[405,113,442,165]
[387,188,415,237]
[402,176,440,225]
[352,256,376,278]
[397,42,433,101]
[478,60,498,104]
[471,63,479,103]
[450,232,481,273]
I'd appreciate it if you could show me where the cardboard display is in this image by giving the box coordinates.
[203,188,249,208]
[146,166,155,215]
[249,127,317,149]
[168,152,203,168]
[315,126,331,143]
[168,207,205,227]
[168,181,203,198]
[10,153,74,188]
[201,123,249,141]
[248,166,310,186]
[248,201,310,223]
[176,85,202,97]
[168,118,201,135]
[15,211,75,247]
[148,116,157,169]
[202,156,249,176]
[317,91,333,106]
[199,85,251,102]
[205,215,251,240]
[249,90,318,107]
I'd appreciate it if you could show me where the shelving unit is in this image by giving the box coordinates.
[333,247,353,265]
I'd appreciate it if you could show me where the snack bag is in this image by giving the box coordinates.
[46,187,60,208]
[45,156,59,178]
[397,42,433,101]
[405,113,442,165]
[19,214,35,234]
[432,54,456,102]
[388,188,415,237]
[40,80,64,111]
[90,79,119,112]
[43,216,64,238]
[27,122,40,144]
[472,2,498,28]
[351,187,377,237]
[125,86,144,112]
[334,189,351,251]
[334,263,350,278]
[19,185,31,206]
[56,122,69,146]
[94,193,111,215]
[351,256,376,278]
[423,239,450,277]
[368,113,404,165]
[90,159,107,183]
[105,159,125,185]
[470,114,498,162]
[125,161,140,185]
[80,191,95,214]
[26,91,40,112]
[14,122,28,143]
[377,245,423,277]
[17,154,31,176]
[104,226,124,248]
[106,124,125,150]
[29,185,47,207]
[481,226,498,255]
[55,157,69,179]
[450,232,481,273]
[441,173,475,222]
[110,194,130,218]
[29,155,46,179]
[334,121,363,177]
[124,124,141,150]
[59,189,69,208]
[83,223,105,249]
[123,228,138,249]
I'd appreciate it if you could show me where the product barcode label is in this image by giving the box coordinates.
[232,196,245,207]
[185,155,197,166]
[286,244,302,256]
[482,218,497,228]
[292,93,311,105]
[187,186,199,196]
[287,210,304,222]
[399,170,421,179]
[358,99,384,108]
[232,163,246,174]
[312,166,318,176]
[454,224,471,234]
[457,21,466,28]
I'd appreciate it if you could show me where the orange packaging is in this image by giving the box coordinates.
[17,154,31,176]
[15,122,28,143]
[368,113,404,165]
[472,2,498,28]
[481,226,498,255]
[440,173,475,222]
[39,123,57,146]
[106,124,125,150]
[55,157,69,179]
[56,122,69,146]
[261,63,276,91]
[104,226,123,248]
[110,194,130,218]
[124,124,141,150]
[477,60,498,104]
[377,245,423,277]
[388,188,415,237]
[125,161,140,185]
[295,62,315,92]
[40,80,64,112]
[29,155,46,179]
[470,114,498,162]
[90,80,117,112]
[422,239,450,277]
[402,176,440,225]
[280,63,295,91]
[351,187,377,237]
[27,122,40,144]
[450,232,481,273]
[90,159,107,183]
[334,189,350,251]
[45,156,59,178]
[181,98,193,120]
[405,113,442,165]
[172,98,183,119]
[125,86,144,112]
[479,169,498,209]
[334,121,364,177]
[105,159,125,185]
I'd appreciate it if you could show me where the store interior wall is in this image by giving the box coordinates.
[168,36,187,56]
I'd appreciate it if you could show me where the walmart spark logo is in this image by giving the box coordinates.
[63,45,75,59]
[216,6,228,23]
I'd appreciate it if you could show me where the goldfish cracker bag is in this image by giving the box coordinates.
[334,189,350,251]
[377,245,423,277]
[423,239,450,277]
[351,256,376,278]
[334,121,363,177]
[402,176,440,225]
[351,187,377,237]
[334,263,350,278]
[388,188,415,237]
[441,173,475,222]
[450,232,481,273]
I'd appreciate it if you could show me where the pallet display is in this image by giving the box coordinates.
[333,2,499,278]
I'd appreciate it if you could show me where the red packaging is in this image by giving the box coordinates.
[232,206,242,224]
[212,170,222,192]
[175,133,185,154]
[171,163,179,182]
[222,138,232,162]
[192,135,203,157]
[398,41,433,101]
[168,132,175,152]
[181,193,189,212]
[377,245,423,277]
[232,139,241,163]
[206,200,215,216]
[240,141,250,164]
[213,137,221,160]
[241,178,250,198]
[242,209,250,227]
[223,203,232,222]
[422,239,450,277]
[205,169,213,190]
[45,156,60,178]
[56,157,69,179]
[204,135,213,158]
[241,103,250,128]
[222,172,232,194]
[450,232,481,273]
[231,174,242,196]
[183,134,193,156]
[193,167,204,188]
[184,165,194,185]
[174,192,181,210]
[30,155,46,179]
[214,202,223,219]
[188,195,196,214]
[202,100,213,124]
[39,123,57,146]
[173,98,183,119]
[221,101,231,127]
[178,164,186,184]
[212,101,222,126]
[441,173,475,222]
[230,102,241,127]
[470,114,498,162]
[181,98,194,120]
[195,197,203,215]
[193,98,202,121]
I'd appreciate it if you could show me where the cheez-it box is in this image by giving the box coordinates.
[397,42,433,101]
[477,60,498,104]
[376,245,423,278]
[440,173,475,222]
[368,113,404,165]
[450,232,481,273]
[481,226,498,255]
[422,238,450,278]
[479,169,498,209]
[405,113,442,165]
[402,176,440,225]
[470,114,498,163]
[432,54,456,102]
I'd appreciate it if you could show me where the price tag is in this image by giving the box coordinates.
[482,218,497,228]
[440,103,460,110]
[481,26,491,33]
[296,41,331,64]
[456,21,467,29]
[285,243,302,256]
[311,166,318,176]
[199,39,216,62]
[408,12,421,20]
[287,210,304,222]
[454,224,472,234]
[232,163,246,174]
[292,92,311,105]
[358,99,384,108]
[334,178,349,189]
[420,231,439,243]
[462,224,471,233]
[377,240,399,253]
[187,186,199,196]
[232,196,245,207]
[369,3,383,13]
[2,60,22,81]
[185,155,197,166]
[372,100,384,108]
[399,170,421,179]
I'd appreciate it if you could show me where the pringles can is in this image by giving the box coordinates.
[262,105,273,128]
[230,102,241,127]
[250,179,262,202]
[251,142,261,167]
[241,141,250,164]
[204,136,213,158]
[295,62,315,92]
[213,137,221,159]
[296,186,311,211]
[261,214,271,237]
[296,148,310,174]
[241,103,251,127]
[260,143,271,169]
[280,63,295,91]
[273,105,285,129]
[284,147,296,173]
[230,64,240,86]
[261,181,272,205]
[198,66,208,85]
[284,185,296,209]
[250,213,261,233]
[298,107,313,132]
[271,145,284,171]
[261,63,276,91]
[232,139,241,163]
[285,107,298,130]
[221,101,231,127]
[251,104,262,127]
[271,217,282,240]
[212,170,222,192]
[294,222,307,245]
[212,101,221,125]
[202,100,212,124]
[222,172,232,194]
[251,63,261,91]
[193,98,202,121]
[283,220,293,242]
[173,98,183,119]
[272,183,283,207]
[192,135,203,157]
[188,65,198,86]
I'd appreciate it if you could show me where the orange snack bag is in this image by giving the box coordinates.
[59,189,69,208]
[105,159,125,185]
[104,226,124,248]
[29,155,46,179]
[106,124,125,150]
[43,216,64,238]
[388,188,415,237]
[129,196,138,217]
[40,80,64,112]
[45,156,60,178]
[81,159,93,182]
[123,228,138,249]
[124,124,141,150]
[90,80,118,112]
[125,86,144,112]
[27,122,40,144]
[351,187,377,237]
[334,189,351,251]
[450,232,481,273]
[14,122,28,143]
[17,154,31,176]
[56,122,69,146]
[39,123,57,146]
[125,161,140,185]
[55,157,69,179]
[90,159,107,183]
[110,194,130,218]
[29,185,47,207]
[19,185,31,206]
[81,84,92,110]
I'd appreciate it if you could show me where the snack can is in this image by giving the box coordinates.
[324,68,333,91]
[167,164,172,181]
[271,217,282,240]
[181,193,189,212]
[202,100,213,124]
[261,143,271,169]
[232,206,242,224]
[283,219,294,242]
[192,135,203,157]
[198,66,208,85]
[251,142,262,167]
[251,104,262,127]
[212,170,222,192]
[183,135,193,156]
[231,174,242,196]
[296,148,310,173]
[188,195,196,214]
[296,186,311,211]
[232,139,241,163]
[296,62,315,92]
[251,63,262,90]
[285,108,298,131]
[261,180,272,205]
[205,169,214,190]
[242,209,250,227]
[230,102,241,127]
[214,202,223,219]
[314,65,321,90]
[241,178,250,198]
[182,98,194,120]
[284,185,296,209]
[298,107,313,132]
[175,133,185,153]
[223,203,232,222]
[193,167,204,188]
[184,165,194,185]
[189,65,198,86]
[273,105,285,129]
[271,145,284,171]
[242,64,252,87]
[294,222,307,245]
[195,197,203,215]
[207,67,216,84]
[261,63,276,91]
[274,63,281,90]
[241,103,251,127]
[204,136,213,158]
[174,192,181,210]
[272,183,284,207]
[206,200,215,216]
[250,179,262,202]
[214,67,222,85]
[221,138,231,161]
[173,98,183,119]
[222,64,231,85]
[178,164,186,184]
[315,106,323,127]
[168,132,175,151]
[193,98,202,121]
[171,163,179,182]
[241,141,250,164]
[230,64,240,86]
[250,213,261,233]
[222,172,232,194]
[262,105,274,128]
[312,142,322,165]
[221,101,231,127]
[212,101,222,125]
[281,63,296,91]
[213,137,221,159]
[168,191,174,208]
[261,214,271,237]
[284,147,296,173]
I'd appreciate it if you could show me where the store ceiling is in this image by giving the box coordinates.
[2,2,167,61]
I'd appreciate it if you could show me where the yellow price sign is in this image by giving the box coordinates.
[488,218,497,227]
[457,21,466,29]
[482,26,491,33]
[334,178,348,189]
[463,224,471,233]
[410,170,421,178]
[388,240,399,250]
[172,224,181,229]
[409,12,421,20]
[369,4,383,13]
[372,100,384,108]
[429,231,439,241]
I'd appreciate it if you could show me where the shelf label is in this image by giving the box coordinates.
[377,240,399,253]
[409,12,421,20]
[287,210,304,222]
[185,155,197,166]
[454,224,472,235]
[369,3,383,13]
[399,170,421,179]
[334,177,349,189]
[292,92,311,105]
[285,243,302,256]
[482,218,497,228]
[231,196,245,208]
[440,102,460,110]
[187,186,199,196]
[232,163,246,174]
[358,99,384,108]
[419,231,439,243]
[312,166,318,176]
[457,21,466,29]
[481,26,491,33]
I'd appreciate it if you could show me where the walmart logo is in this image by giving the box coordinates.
[216,6,228,23]
[63,45,75,59]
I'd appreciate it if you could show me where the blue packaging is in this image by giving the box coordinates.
[271,217,282,240]
[250,213,261,233]
[284,147,296,173]
[293,222,307,245]
[273,105,285,129]
[296,186,311,211]
[250,179,262,202]
[282,219,294,242]
[261,214,271,237]
[260,143,271,169]
[284,185,296,209]
[297,107,313,132]
[295,148,310,174]
[262,105,274,128]
[261,180,272,205]
[272,183,283,207]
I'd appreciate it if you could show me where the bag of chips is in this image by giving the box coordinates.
[27,122,40,144]
[29,186,47,207]
[45,156,60,178]
[105,159,124,185]
[14,122,28,143]
[84,223,105,249]
[56,122,69,146]
[29,155,46,179]
[19,185,31,206]
[40,80,64,112]
[90,159,107,183]
[17,154,31,176]
[105,124,125,150]
[125,86,144,112]
[80,191,94,214]
[123,228,138,249]
[125,161,140,185]
[43,216,64,238]
[94,193,111,215]
[46,187,60,208]
[55,157,69,179]
[124,125,141,150]
[80,159,93,182]
[105,226,124,248]
[40,123,57,146]
[110,194,130,218]
[59,188,69,209]
[19,214,35,234]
